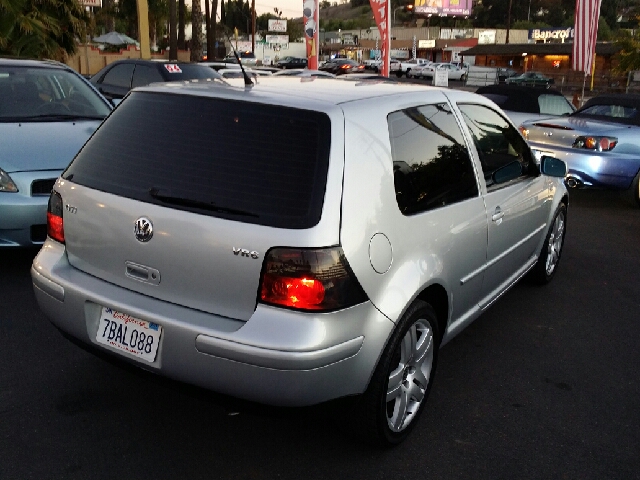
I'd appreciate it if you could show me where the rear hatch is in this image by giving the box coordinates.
[59,90,336,321]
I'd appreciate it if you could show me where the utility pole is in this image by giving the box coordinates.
[506,0,513,44]
[251,0,256,53]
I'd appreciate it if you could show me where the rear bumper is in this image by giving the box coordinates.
[32,240,395,406]
[529,142,640,190]
[0,171,60,247]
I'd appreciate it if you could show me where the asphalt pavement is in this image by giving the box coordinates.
[1,189,639,479]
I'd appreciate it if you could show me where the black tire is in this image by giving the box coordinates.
[625,170,640,207]
[358,300,439,446]
[396,71,403,78]
[529,202,567,285]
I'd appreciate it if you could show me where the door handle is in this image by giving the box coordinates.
[492,207,504,224]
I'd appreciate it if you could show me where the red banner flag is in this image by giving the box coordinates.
[303,0,319,70]
[572,0,602,74]
[369,0,390,77]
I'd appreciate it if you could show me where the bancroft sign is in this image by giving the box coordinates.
[528,28,575,42]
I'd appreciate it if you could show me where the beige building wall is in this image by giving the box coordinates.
[65,45,191,76]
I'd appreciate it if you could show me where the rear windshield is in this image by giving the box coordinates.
[63,92,332,229]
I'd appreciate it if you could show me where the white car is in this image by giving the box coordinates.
[398,58,431,77]
[420,63,467,81]
[407,63,434,79]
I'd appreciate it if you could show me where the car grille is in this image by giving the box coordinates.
[31,179,56,196]
[30,224,47,243]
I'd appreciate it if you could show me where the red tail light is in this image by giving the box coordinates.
[572,135,617,152]
[259,247,368,312]
[341,64,350,69]
[47,191,65,243]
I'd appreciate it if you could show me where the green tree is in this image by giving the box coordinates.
[614,30,640,73]
[0,0,87,59]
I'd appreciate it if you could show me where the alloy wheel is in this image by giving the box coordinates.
[545,210,565,276]
[386,319,434,432]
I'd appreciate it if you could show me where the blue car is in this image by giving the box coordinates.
[521,93,640,206]
[0,58,112,247]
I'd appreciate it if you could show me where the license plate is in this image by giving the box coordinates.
[96,307,162,363]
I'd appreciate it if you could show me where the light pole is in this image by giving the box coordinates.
[393,6,404,27]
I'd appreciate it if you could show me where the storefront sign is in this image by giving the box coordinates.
[418,39,435,49]
[478,30,496,44]
[529,28,574,42]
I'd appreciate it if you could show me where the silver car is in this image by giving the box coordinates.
[0,58,112,247]
[521,93,640,205]
[32,78,569,445]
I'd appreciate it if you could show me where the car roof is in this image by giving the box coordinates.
[0,57,71,70]
[99,59,198,66]
[476,84,564,97]
[576,93,640,125]
[135,76,477,107]
[580,93,640,109]
[476,85,566,114]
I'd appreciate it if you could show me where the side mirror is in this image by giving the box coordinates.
[540,156,567,178]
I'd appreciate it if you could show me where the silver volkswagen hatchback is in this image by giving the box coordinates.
[32,78,569,445]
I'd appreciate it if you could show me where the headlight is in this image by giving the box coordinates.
[0,168,18,192]
[572,136,617,152]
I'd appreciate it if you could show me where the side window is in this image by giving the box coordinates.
[538,94,574,116]
[457,103,537,190]
[387,103,479,215]
[132,65,164,88]
[101,64,135,88]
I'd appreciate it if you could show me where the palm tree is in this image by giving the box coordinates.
[0,0,86,59]
[190,0,202,60]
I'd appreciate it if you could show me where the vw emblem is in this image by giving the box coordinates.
[134,217,153,243]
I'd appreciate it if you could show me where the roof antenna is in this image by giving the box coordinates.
[217,18,253,87]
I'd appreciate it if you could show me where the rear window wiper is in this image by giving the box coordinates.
[148,187,259,218]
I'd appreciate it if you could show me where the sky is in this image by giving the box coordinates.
[187,0,309,23]
[254,0,306,16]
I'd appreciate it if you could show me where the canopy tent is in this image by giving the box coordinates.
[93,32,138,45]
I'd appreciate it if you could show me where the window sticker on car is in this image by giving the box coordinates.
[164,64,182,73]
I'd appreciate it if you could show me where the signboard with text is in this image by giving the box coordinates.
[478,30,496,44]
[529,27,574,42]
[414,0,472,16]
[268,19,287,32]
[80,0,101,7]
[418,39,436,48]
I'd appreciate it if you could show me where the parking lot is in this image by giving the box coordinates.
[1,189,638,479]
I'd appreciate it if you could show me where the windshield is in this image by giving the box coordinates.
[0,66,111,121]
